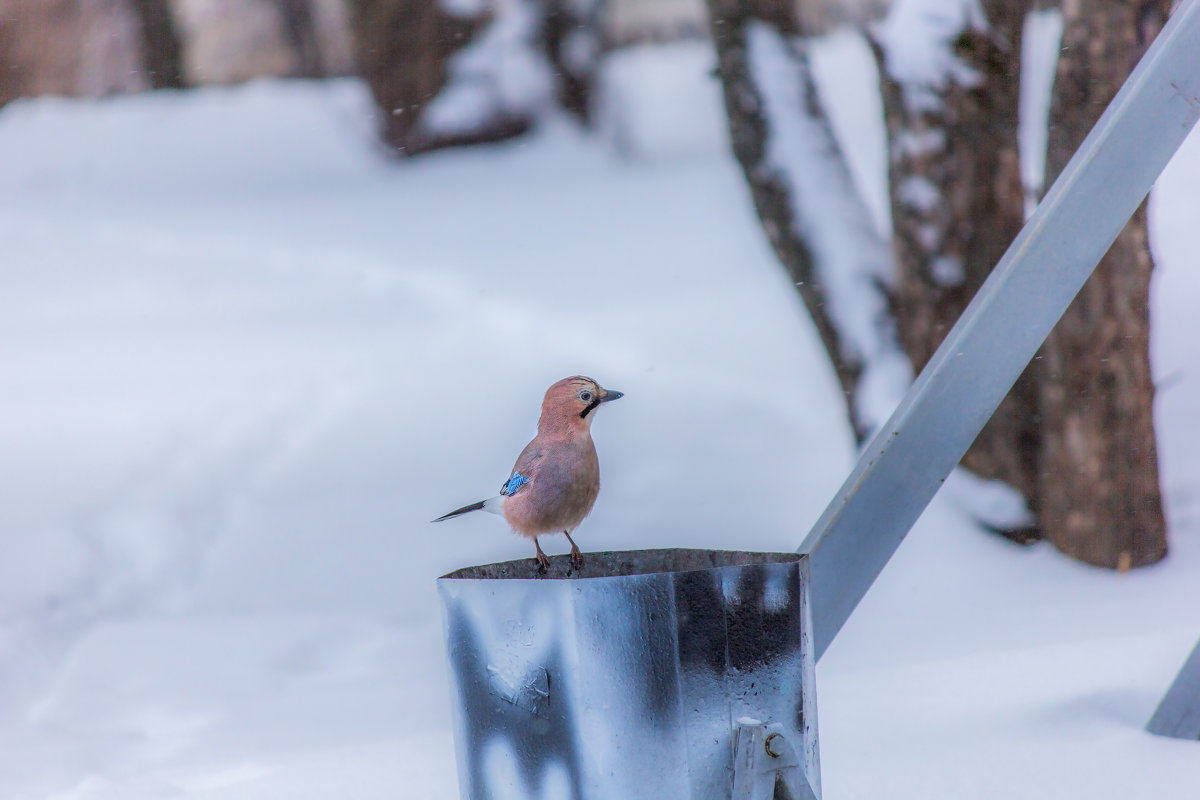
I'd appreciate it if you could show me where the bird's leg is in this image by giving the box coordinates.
[564,530,584,570]
[534,537,551,574]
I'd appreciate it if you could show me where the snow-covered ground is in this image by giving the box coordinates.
[0,38,1198,799]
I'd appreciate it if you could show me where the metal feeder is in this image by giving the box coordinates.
[439,550,819,800]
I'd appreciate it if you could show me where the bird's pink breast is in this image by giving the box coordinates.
[503,436,600,537]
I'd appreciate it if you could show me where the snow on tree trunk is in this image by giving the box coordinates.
[874,0,1037,537]
[347,0,599,157]
[1017,7,1061,213]
[707,0,908,442]
[1037,0,1168,569]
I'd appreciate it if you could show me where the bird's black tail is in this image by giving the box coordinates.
[432,500,486,522]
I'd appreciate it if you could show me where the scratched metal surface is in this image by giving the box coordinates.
[438,549,820,800]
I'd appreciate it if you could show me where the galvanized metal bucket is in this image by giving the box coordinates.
[438,549,820,800]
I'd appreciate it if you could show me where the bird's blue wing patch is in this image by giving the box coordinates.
[501,472,529,496]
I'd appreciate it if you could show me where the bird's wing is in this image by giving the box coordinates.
[500,472,529,496]
[500,441,545,496]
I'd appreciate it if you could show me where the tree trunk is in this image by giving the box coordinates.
[0,1,24,108]
[707,0,904,441]
[1037,0,1168,568]
[130,0,185,89]
[278,0,325,78]
[345,0,485,155]
[347,0,601,157]
[875,0,1038,538]
[541,0,601,120]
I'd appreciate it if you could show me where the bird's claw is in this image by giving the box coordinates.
[569,546,584,571]
[535,551,551,575]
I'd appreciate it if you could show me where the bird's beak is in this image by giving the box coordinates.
[601,388,624,402]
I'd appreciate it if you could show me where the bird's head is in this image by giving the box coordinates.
[540,376,623,432]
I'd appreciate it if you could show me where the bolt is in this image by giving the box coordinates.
[764,732,784,758]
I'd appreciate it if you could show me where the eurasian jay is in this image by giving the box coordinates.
[434,376,623,572]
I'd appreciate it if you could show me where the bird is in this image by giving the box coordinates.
[434,376,623,573]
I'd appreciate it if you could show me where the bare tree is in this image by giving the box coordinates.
[345,0,483,154]
[709,0,1169,568]
[1037,0,1169,568]
[346,0,603,157]
[130,0,185,89]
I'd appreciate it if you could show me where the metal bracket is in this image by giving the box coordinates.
[732,718,818,800]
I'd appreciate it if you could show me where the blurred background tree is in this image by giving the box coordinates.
[131,0,186,88]
[279,0,326,77]
[344,0,603,155]
[0,0,355,105]
[706,0,1168,569]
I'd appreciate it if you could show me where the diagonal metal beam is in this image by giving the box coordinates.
[1147,638,1200,740]
[800,0,1200,661]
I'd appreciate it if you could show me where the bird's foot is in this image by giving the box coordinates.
[534,544,551,575]
[569,545,584,571]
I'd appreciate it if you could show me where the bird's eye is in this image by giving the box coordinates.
[579,390,593,403]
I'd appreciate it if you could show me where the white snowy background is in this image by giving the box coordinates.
[1,34,1198,800]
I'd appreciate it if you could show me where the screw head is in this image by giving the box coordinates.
[764,732,784,758]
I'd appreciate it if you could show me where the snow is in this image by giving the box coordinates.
[896,174,941,215]
[808,29,892,240]
[0,34,1198,800]
[1019,8,1064,210]
[875,0,988,113]
[419,0,555,140]
[941,467,1034,531]
[438,0,488,17]
[594,41,729,161]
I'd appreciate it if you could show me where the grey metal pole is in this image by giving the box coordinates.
[1146,638,1200,739]
[800,0,1200,661]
